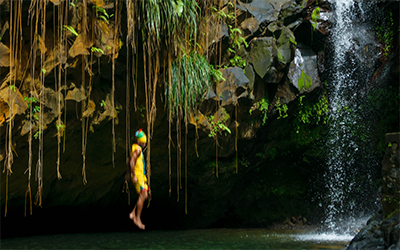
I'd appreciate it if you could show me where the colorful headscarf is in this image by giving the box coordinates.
[135,129,147,144]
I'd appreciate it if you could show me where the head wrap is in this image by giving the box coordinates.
[135,129,147,144]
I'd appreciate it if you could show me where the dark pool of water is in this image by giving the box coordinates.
[1,228,351,249]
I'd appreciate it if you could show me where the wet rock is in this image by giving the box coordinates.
[274,78,296,105]
[381,133,400,216]
[281,0,307,27]
[238,0,291,26]
[276,26,296,65]
[287,43,321,93]
[240,17,260,39]
[217,67,250,107]
[0,42,11,67]
[200,87,219,116]
[207,19,229,49]
[69,34,93,58]
[0,83,28,121]
[65,84,87,103]
[244,64,255,99]
[247,37,277,79]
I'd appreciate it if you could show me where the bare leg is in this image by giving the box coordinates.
[129,205,137,224]
[134,191,148,230]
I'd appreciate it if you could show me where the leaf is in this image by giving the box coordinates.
[311,7,320,22]
[298,70,313,91]
[289,36,297,45]
[93,6,109,18]
[91,47,104,54]
[311,22,318,30]
[63,25,79,37]
[277,49,284,63]
[99,15,109,24]
[219,124,231,134]
[174,0,184,17]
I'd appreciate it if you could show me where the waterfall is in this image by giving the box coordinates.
[324,0,382,234]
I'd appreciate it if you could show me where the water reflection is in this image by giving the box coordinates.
[1,228,350,250]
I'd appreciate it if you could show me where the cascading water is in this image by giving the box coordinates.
[324,0,383,234]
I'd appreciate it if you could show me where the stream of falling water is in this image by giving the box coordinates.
[325,0,381,234]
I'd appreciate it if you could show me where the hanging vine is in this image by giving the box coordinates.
[0,0,224,215]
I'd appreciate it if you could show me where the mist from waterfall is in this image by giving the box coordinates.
[324,0,382,234]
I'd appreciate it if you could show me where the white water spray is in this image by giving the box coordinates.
[324,0,381,234]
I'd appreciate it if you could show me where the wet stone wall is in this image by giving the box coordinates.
[382,132,400,216]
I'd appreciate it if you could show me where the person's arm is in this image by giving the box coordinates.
[129,149,141,182]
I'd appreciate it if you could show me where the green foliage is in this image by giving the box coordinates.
[166,52,213,119]
[138,105,146,117]
[250,98,269,125]
[207,109,231,138]
[34,129,42,140]
[275,98,288,119]
[298,70,312,91]
[100,100,106,107]
[311,7,320,31]
[376,10,397,58]
[93,6,110,24]
[70,0,77,7]
[289,36,297,46]
[140,0,199,47]
[91,47,104,54]
[209,64,226,82]
[63,25,78,37]
[24,96,40,121]
[365,84,400,154]
[229,55,246,68]
[294,93,329,134]
[277,49,284,63]
[56,123,65,130]
[9,85,16,92]
[212,4,249,69]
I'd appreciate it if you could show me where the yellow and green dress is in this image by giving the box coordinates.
[131,143,149,194]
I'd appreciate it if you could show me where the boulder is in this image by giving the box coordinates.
[247,37,277,79]
[287,43,321,93]
[216,67,250,107]
[238,0,292,26]
[276,26,296,66]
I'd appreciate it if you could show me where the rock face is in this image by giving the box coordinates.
[344,133,400,250]
[382,133,400,216]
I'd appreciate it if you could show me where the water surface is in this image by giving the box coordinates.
[1,228,350,249]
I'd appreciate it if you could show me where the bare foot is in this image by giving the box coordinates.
[129,206,136,220]
[129,212,138,225]
[134,217,145,230]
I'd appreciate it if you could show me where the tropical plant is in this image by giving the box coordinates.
[250,98,269,125]
[63,25,78,37]
[275,98,288,119]
[376,10,397,58]
[298,70,312,91]
[24,96,41,121]
[165,51,213,120]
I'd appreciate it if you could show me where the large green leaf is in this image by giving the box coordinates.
[298,70,312,91]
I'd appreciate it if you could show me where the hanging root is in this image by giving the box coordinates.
[122,180,130,205]
[24,184,32,216]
